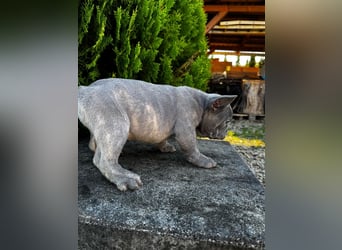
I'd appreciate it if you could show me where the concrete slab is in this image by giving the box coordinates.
[78,138,265,249]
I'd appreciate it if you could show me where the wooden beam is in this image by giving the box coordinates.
[204,5,229,12]
[204,5,265,13]
[204,5,265,33]
[210,42,264,47]
[208,31,265,36]
[209,42,265,52]
[206,11,228,34]
[220,0,262,3]
[209,51,265,56]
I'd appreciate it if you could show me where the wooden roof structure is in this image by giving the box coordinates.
[204,0,265,53]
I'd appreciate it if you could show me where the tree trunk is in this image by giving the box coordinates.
[239,79,265,115]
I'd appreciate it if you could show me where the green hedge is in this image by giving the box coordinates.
[78,0,211,91]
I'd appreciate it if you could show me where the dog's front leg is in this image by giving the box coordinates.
[175,126,217,168]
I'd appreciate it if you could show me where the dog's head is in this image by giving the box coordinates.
[197,95,236,139]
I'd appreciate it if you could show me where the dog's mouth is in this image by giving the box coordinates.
[208,133,225,140]
[196,128,225,140]
[196,127,211,138]
[196,128,205,137]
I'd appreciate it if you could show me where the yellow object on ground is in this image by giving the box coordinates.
[224,131,265,147]
[199,131,265,148]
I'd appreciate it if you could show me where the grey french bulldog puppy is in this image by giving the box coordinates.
[78,78,236,191]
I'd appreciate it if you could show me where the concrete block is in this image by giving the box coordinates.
[78,138,265,249]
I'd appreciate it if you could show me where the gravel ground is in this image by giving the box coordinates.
[229,119,265,187]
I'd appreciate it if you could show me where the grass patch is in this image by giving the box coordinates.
[199,123,265,147]
[224,125,265,147]
[235,126,265,140]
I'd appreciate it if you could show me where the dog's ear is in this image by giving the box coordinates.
[210,95,237,111]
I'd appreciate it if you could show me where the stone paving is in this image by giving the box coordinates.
[78,137,265,249]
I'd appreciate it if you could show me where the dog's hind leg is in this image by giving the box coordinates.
[79,90,142,191]
[158,139,176,153]
[88,132,96,152]
[91,109,143,191]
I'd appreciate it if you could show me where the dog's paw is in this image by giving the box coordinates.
[198,156,217,168]
[158,141,176,153]
[115,173,143,191]
[187,153,217,168]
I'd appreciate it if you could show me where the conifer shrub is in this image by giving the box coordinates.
[78,0,211,91]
